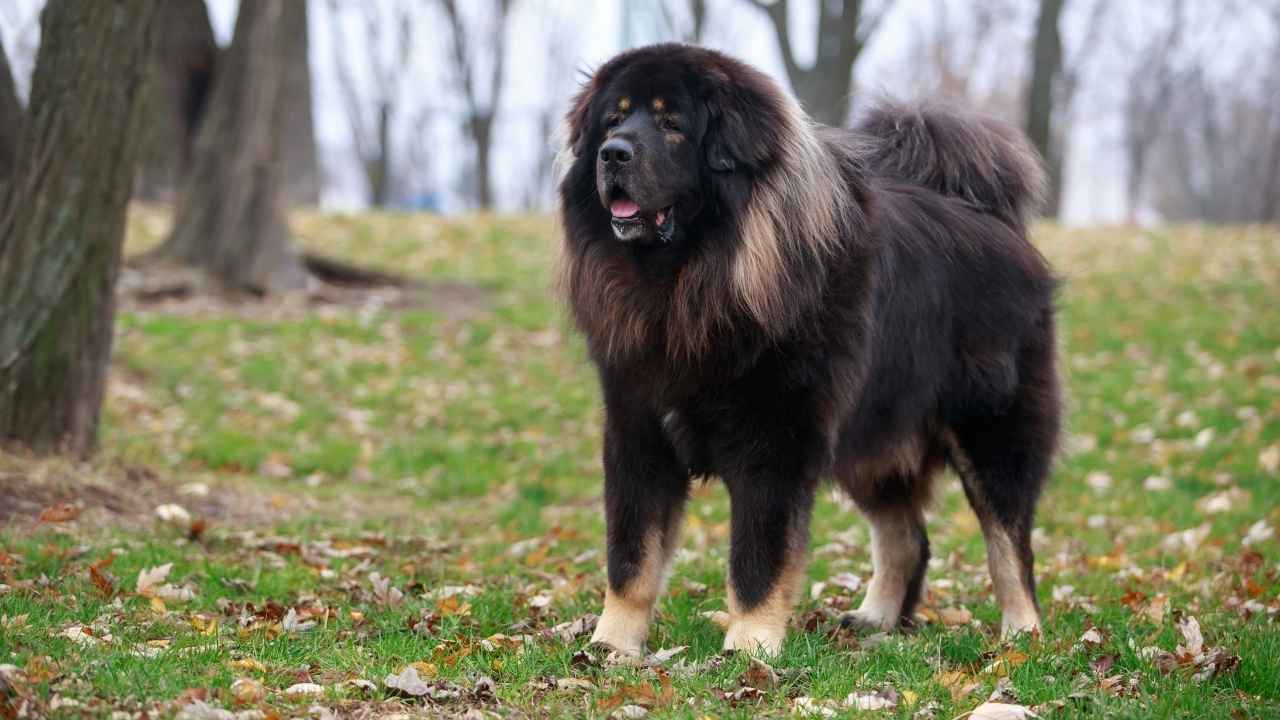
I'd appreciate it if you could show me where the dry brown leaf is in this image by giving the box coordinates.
[739,658,779,691]
[38,503,80,523]
[938,606,973,626]
[230,678,265,705]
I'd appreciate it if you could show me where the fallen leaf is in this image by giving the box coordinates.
[38,503,80,523]
[282,607,315,633]
[1242,520,1274,547]
[1080,627,1105,647]
[793,696,838,717]
[938,606,973,626]
[1260,445,1279,473]
[844,687,899,711]
[1142,593,1169,624]
[89,555,115,599]
[384,666,431,696]
[155,504,192,525]
[556,677,595,691]
[230,658,266,673]
[937,670,980,701]
[739,658,778,691]
[645,646,686,666]
[230,677,265,705]
[969,701,1039,719]
[175,700,235,720]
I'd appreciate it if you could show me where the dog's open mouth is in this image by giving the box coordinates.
[609,196,675,244]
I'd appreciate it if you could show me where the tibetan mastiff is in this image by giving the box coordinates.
[557,44,1060,656]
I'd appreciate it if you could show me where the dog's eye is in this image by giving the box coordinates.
[660,117,679,132]
[605,115,622,130]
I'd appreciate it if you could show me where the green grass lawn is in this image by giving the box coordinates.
[1,211,1278,718]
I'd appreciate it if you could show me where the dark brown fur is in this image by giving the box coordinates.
[560,44,1060,650]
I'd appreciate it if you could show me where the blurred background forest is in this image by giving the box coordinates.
[3,0,1279,226]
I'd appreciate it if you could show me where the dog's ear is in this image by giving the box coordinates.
[704,67,788,174]
[566,68,611,158]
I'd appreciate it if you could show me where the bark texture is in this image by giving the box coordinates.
[748,0,893,127]
[157,0,308,294]
[0,39,23,181]
[1026,0,1066,217]
[135,0,218,200]
[280,0,320,206]
[0,0,160,456]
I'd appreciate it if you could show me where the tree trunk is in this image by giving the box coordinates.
[1026,0,1065,218]
[749,0,887,127]
[368,101,392,207]
[471,112,494,210]
[0,38,23,181]
[156,0,308,294]
[281,0,320,206]
[0,0,160,457]
[135,0,218,201]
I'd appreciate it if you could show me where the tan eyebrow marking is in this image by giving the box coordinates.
[618,97,631,111]
[652,97,665,111]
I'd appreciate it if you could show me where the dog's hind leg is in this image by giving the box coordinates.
[947,431,1044,637]
[590,397,691,657]
[836,462,934,631]
[945,341,1058,638]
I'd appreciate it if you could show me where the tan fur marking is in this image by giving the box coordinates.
[731,92,849,333]
[618,97,631,111]
[724,547,804,656]
[849,506,923,629]
[942,432,1041,637]
[652,97,665,111]
[986,527,1041,637]
[590,518,684,655]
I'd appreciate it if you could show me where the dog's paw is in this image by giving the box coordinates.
[723,619,786,657]
[999,616,1042,640]
[838,608,897,634]
[589,609,648,658]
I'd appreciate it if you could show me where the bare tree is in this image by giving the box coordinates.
[135,0,218,200]
[657,0,710,43]
[747,0,895,126]
[0,0,160,456]
[524,5,578,210]
[326,0,416,208]
[439,0,513,210]
[904,0,1023,119]
[281,0,320,206]
[1121,0,1184,221]
[151,0,309,293]
[1025,0,1064,217]
[1025,0,1104,218]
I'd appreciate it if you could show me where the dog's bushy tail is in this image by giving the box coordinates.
[857,101,1047,228]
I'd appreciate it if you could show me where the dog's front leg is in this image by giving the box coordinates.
[722,461,819,657]
[589,391,690,657]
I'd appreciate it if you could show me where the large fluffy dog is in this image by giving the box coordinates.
[557,44,1060,656]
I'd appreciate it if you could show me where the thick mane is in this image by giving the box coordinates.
[731,88,856,337]
[556,45,864,365]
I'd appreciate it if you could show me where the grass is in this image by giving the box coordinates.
[1,210,1277,718]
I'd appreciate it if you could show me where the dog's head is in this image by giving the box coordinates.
[563,44,792,247]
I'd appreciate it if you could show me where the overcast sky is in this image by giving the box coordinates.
[5,1,1276,224]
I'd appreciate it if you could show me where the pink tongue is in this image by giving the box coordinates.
[610,199,639,218]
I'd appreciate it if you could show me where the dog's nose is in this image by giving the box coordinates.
[599,138,634,166]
